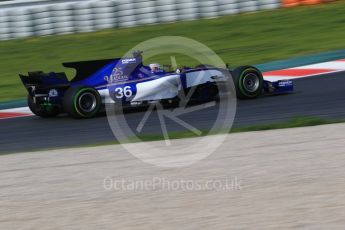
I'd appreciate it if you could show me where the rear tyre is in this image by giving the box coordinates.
[27,95,59,118]
[232,66,263,99]
[63,86,101,119]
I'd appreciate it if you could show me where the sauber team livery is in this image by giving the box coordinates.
[19,51,293,118]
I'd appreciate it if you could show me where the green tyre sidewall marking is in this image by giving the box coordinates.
[238,67,263,98]
[73,88,101,118]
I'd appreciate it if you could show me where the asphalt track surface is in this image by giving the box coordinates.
[1,71,345,153]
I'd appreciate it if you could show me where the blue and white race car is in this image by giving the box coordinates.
[20,51,293,118]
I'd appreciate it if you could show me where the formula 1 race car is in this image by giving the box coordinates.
[20,51,293,118]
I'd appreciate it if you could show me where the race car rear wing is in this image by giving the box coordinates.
[19,71,70,96]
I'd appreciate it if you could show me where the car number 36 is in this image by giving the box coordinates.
[115,86,133,99]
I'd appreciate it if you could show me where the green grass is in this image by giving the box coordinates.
[1,2,345,101]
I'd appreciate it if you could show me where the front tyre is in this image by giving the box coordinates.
[27,95,59,118]
[63,86,101,119]
[232,66,263,99]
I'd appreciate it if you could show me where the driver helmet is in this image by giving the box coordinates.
[149,63,161,73]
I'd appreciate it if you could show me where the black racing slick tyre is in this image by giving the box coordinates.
[27,95,59,118]
[63,86,101,119]
[232,66,263,99]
